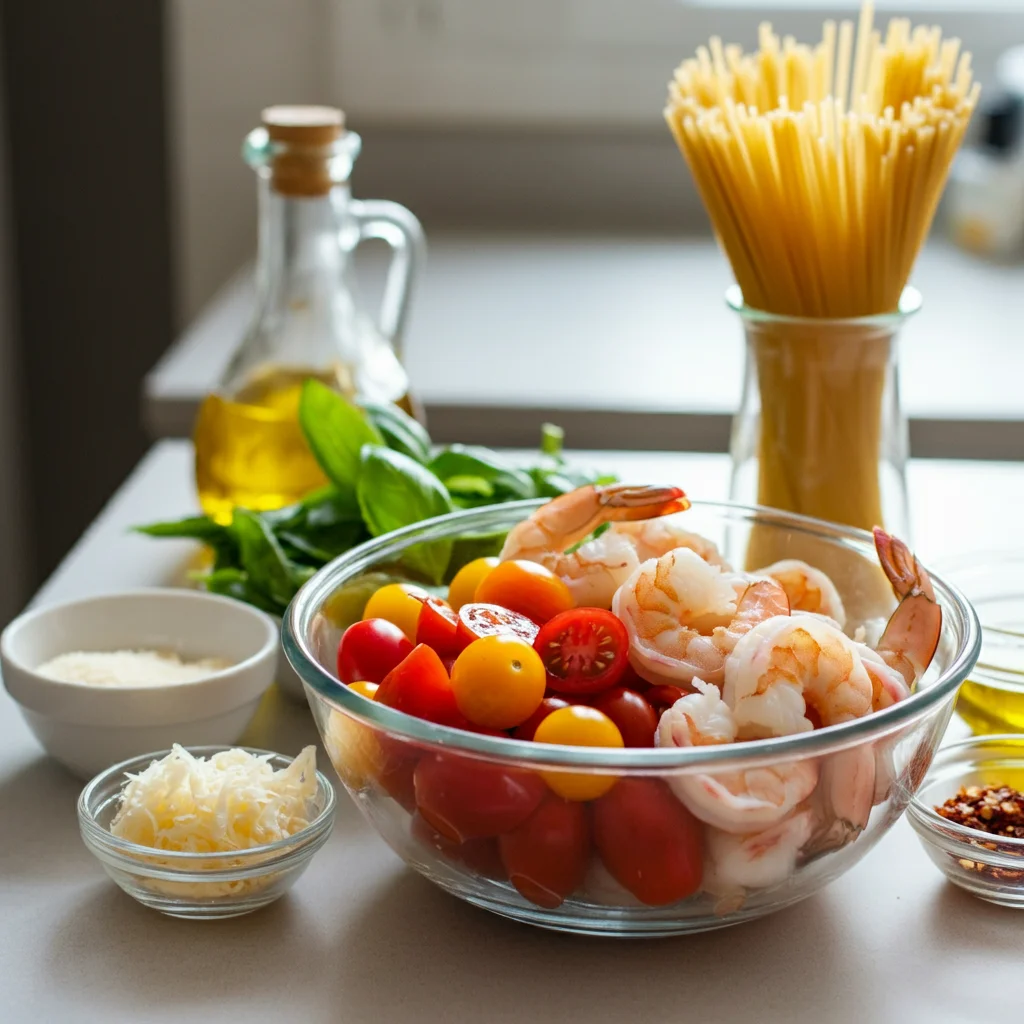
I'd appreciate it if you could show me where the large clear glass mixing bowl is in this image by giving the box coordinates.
[283,499,980,937]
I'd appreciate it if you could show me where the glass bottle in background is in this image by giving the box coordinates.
[195,105,425,522]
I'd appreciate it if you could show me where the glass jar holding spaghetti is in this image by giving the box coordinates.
[665,1,979,567]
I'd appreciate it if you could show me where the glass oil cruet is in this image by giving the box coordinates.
[194,105,425,522]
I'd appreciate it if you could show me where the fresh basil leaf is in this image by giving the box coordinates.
[444,475,495,499]
[429,445,536,501]
[357,444,454,582]
[363,401,432,464]
[298,380,381,495]
[135,515,241,570]
[231,508,298,609]
[204,568,284,616]
[540,422,565,458]
[447,532,507,581]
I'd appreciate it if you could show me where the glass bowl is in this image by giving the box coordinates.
[78,746,336,919]
[907,734,1024,907]
[929,553,1024,735]
[283,499,980,937]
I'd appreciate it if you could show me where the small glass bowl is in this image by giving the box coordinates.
[907,734,1024,908]
[78,746,336,919]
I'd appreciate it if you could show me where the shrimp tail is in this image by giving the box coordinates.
[596,484,690,519]
[872,527,941,686]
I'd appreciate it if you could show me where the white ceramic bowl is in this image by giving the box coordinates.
[1,589,279,778]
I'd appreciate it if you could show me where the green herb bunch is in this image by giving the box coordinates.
[137,381,613,617]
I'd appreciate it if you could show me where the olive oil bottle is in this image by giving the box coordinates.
[194,105,424,523]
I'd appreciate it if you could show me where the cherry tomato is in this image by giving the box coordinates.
[414,754,546,842]
[337,618,413,684]
[348,680,379,701]
[534,608,629,695]
[448,557,500,611]
[592,686,658,747]
[415,596,463,657]
[592,778,703,905]
[450,635,546,729]
[362,583,429,641]
[499,795,590,909]
[533,706,624,801]
[376,644,463,728]
[620,663,651,692]
[456,603,539,648]
[475,560,574,625]
[643,684,688,712]
[373,735,420,812]
[411,813,506,881]
[513,696,571,741]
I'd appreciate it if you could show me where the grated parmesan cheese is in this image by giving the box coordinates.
[110,744,318,853]
[36,649,231,687]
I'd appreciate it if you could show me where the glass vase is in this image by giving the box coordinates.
[727,285,921,572]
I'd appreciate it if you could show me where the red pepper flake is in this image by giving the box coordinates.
[935,784,1024,882]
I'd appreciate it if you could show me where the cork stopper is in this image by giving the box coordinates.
[261,106,346,197]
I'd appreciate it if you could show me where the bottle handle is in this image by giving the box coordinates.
[350,198,426,362]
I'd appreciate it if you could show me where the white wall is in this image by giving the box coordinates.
[167,0,331,324]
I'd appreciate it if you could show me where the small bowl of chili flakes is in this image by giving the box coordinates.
[908,734,1024,908]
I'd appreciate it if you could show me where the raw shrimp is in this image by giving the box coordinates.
[614,516,729,568]
[612,548,790,686]
[722,614,875,739]
[656,681,818,834]
[858,644,912,712]
[499,483,689,608]
[703,809,815,902]
[872,527,942,687]
[755,559,847,628]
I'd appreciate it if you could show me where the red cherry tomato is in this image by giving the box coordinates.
[413,754,546,843]
[376,644,463,728]
[456,603,539,648]
[410,813,506,881]
[592,778,703,905]
[533,608,629,696]
[415,596,463,657]
[592,686,658,748]
[337,618,413,684]
[374,735,420,812]
[619,663,651,692]
[643,684,688,711]
[475,560,575,625]
[513,696,571,740]
[499,795,590,909]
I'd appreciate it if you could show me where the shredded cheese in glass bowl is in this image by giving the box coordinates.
[78,745,335,919]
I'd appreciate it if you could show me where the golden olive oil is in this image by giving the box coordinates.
[194,366,334,523]
[957,682,1024,734]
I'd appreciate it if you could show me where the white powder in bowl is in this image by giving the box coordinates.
[35,649,232,687]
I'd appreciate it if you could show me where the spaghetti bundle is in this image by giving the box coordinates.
[664,2,978,542]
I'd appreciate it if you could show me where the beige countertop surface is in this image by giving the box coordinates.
[3,441,1022,1023]
[145,233,1024,458]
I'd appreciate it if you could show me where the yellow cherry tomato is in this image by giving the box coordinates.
[348,680,379,700]
[450,635,545,730]
[533,706,624,801]
[362,583,428,642]
[448,556,499,611]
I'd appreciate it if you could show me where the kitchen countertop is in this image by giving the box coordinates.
[3,440,1022,1023]
[145,233,1024,458]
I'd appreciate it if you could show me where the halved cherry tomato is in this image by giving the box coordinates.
[475,560,574,625]
[362,583,429,641]
[376,644,463,728]
[415,596,462,657]
[448,557,499,611]
[337,618,413,684]
[456,603,539,648]
[450,635,546,729]
[643,684,688,712]
[533,706,624,801]
[499,794,590,909]
[373,735,420,812]
[411,813,506,880]
[592,778,703,905]
[592,686,658,747]
[513,696,571,741]
[534,608,629,696]
[348,680,379,701]
[413,754,546,842]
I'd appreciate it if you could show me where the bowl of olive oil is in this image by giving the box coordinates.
[937,554,1024,734]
